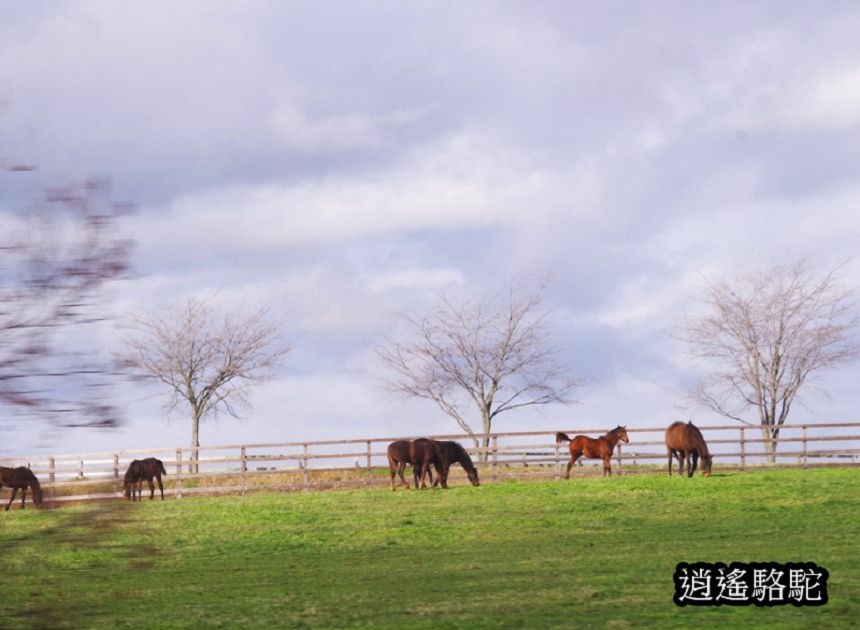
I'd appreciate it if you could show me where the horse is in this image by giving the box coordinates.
[387,439,445,491]
[0,466,44,510]
[665,421,712,477]
[556,426,629,478]
[123,458,167,501]
[432,441,479,488]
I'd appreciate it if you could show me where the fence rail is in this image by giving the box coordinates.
[2,422,858,507]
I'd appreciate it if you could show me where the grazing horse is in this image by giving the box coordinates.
[665,421,712,477]
[432,441,479,488]
[0,466,43,511]
[123,458,167,501]
[556,426,629,478]
[387,439,444,491]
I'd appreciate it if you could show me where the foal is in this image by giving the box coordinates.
[556,426,629,478]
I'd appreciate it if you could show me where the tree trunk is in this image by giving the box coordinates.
[761,425,778,464]
[190,412,200,475]
[478,407,492,462]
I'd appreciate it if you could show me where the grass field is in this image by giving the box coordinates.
[0,468,857,629]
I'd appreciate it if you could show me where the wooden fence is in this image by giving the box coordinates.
[2,422,858,507]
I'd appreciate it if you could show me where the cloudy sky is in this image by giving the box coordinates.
[2,1,859,456]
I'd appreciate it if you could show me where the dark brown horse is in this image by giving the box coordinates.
[387,439,444,491]
[0,466,44,510]
[123,458,167,501]
[432,441,479,488]
[556,426,629,478]
[666,421,712,477]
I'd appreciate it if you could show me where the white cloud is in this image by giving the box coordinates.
[268,104,433,155]
[366,268,465,293]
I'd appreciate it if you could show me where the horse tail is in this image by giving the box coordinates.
[555,432,571,444]
[158,460,167,475]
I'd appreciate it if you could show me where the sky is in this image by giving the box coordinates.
[1,1,859,457]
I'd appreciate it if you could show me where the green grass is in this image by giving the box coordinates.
[1,468,857,629]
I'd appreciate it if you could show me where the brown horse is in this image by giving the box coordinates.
[556,426,629,478]
[432,441,479,488]
[0,466,44,510]
[665,421,712,477]
[123,458,167,501]
[387,439,444,491]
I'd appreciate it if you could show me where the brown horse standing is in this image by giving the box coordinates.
[123,458,167,501]
[0,466,44,510]
[387,439,444,491]
[431,441,479,488]
[556,426,629,478]
[665,421,712,477]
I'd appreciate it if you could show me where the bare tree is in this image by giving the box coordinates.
[682,259,858,462]
[0,177,132,427]
[116,298,291,472]
[379,280,583,457]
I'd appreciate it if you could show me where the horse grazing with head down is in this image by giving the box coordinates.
[0,466,44,511]
[123,457,167,501]
[432,441,479,488]
[556,426,629,478]
[665,421,712,477]
[387,438,445,491]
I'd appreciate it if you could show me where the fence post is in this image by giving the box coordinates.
[113,454,120,479]
[302,444,310,490]
[802,425,808,469]
[554,437,561,481]
[175,449,183,499]
[491,435,499,482]
[366,440,372,488]
[240,446,247,496]
[616,443,623,476]
[49,457,55,484]
[739,427,746,471]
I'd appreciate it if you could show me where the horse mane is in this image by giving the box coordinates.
[448,441,474,470]
[687,422,711,458]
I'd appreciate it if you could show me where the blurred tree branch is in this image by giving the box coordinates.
[0,177,133,427]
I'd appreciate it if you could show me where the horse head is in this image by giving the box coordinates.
[616,426,629,443]
[31,484,43,508]
[701,453,713,477]
[467,467,480,487]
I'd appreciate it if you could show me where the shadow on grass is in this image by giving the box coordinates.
[0,502,165,629]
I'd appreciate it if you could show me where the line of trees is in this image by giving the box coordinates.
[2,171,857,463]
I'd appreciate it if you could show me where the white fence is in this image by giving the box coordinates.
[2,422,858,506]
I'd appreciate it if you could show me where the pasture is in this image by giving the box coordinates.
[0,468,857,629]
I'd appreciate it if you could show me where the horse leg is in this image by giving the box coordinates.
[156,474,164,500]
[21,486,27,509]
[6,487,18,511]
[667,449,674,476]
[603,456,611,477]
[565,453,579,479]
[147,477,155,500]
[689,452,698,478]
[676,451,685,477]
[397,462,410,490]
[413,462,430,490]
